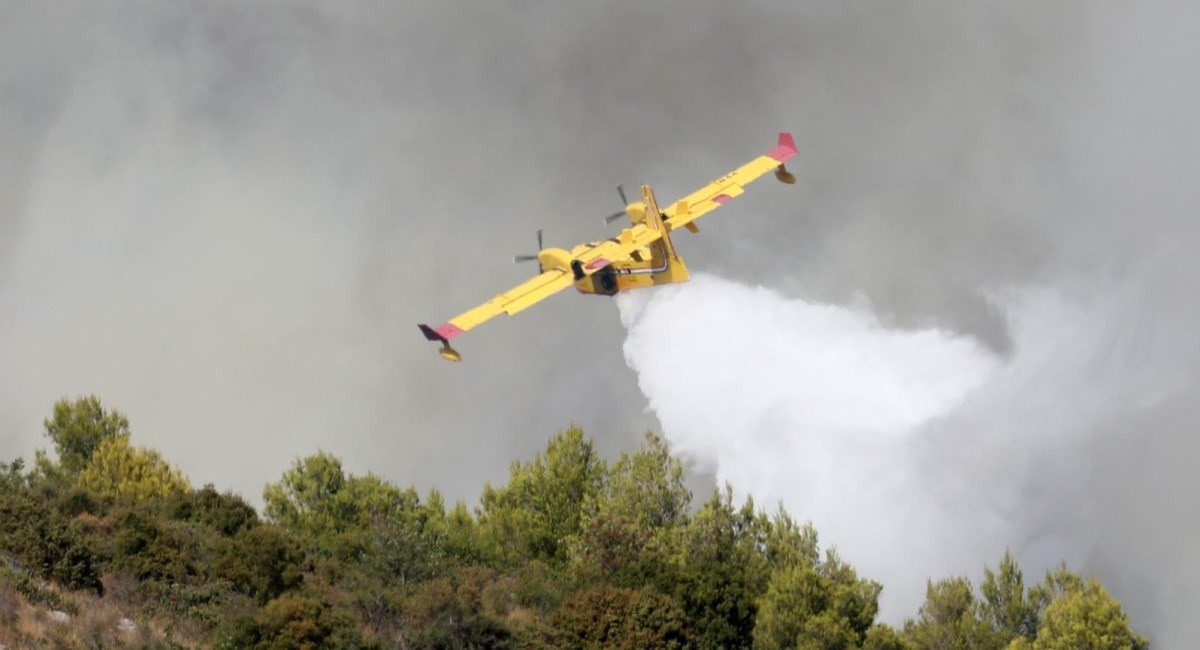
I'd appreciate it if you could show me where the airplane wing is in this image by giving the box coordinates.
[661,132,797,232]
[418,269,576,353]
[417,236,651,361]
[420,132,796,360]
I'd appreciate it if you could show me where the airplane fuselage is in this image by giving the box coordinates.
[536,234,692,297]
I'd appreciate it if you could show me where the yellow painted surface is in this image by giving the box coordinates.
[427,135,795,357]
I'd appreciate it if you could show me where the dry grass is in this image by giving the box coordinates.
[0,572,208,649]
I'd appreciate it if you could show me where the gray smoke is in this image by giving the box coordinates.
[1,1,1196,644]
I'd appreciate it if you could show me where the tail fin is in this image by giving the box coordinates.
[641,185,679,261]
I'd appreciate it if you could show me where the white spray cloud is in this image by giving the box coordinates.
[618,266,1199,635]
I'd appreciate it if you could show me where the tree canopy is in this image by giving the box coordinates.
[0,397,1149,649]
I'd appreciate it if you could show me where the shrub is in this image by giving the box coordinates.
[167,485,259,536]
[0,491,102,593]
[551,585,690,649]
[212,525,305,603]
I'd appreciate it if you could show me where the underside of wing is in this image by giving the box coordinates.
[661,132,797,232]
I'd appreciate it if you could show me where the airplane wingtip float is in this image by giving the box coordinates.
[419,132,798,362]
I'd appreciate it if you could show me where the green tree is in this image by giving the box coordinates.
[263,451,422,557]
[863,624,913,650]
[1027,564,1084,614]
[568,431,690,589]
[0,458,26,492]
[1032,578,1147,650]
[441,499,488,566]
[569,511,670,589]
[478,426,607,566]
[213,524,306,604]
[42,395,130,475]
[904,576,1000,650]
[752,549,881,650]
[167,484,259,536]
[75,434,191,499]
[979,551,1038,642]
[601,431,691,529]
[263,451,348,537]
[669,486,772,649]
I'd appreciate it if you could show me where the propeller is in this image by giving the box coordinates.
[602,184,630,225]
[513,229,544,272]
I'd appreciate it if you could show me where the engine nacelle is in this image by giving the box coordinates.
[536,247,574,273]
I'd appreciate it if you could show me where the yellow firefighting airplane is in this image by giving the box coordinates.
[419,132,798,361]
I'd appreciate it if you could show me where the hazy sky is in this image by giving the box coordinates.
[2,1,1197,643]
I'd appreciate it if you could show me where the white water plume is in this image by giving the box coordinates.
[617,268,1198,627]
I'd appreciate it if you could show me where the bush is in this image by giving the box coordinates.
[139,579,250,630]
[218,593,372,649]
[550,585,690,649]
[402,567,514,649]
[213,524,305,603]
[0,491,102,594]
[112,510,196,583]
[55,487,109,518]
[167,485,259,537]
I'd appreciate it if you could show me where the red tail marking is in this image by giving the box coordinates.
[767,131,797,163]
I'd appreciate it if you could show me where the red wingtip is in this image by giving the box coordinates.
[418,322,464,343]
[418,324,446,343]
[768,132,798,163]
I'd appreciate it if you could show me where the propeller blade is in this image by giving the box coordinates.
[603,210,626,225]
[536,228,543,251]
[616,184,629,206]
[513,254,538,263]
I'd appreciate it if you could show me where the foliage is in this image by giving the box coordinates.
[0,398,1153,649]
[904,576,1002,649]
[166,483,260,536]
[567,431,691,590]
[0,458,26,492]
[219,593,371,650]
[112,509,199,583]
[0,490,102,593]
[42,395,130,475]
[478,425,606,567]
[601,431,692,529]
[902,559,1149,650]
[979,550,1039,641]
[1032,578,1148,650]
[551,585,691,649]
[401,566,515,649]
[863,624,913,650]
[753,549,881,650]
[76,433,191,500]
[568,511,667,588]
[668,487,773,649]
[263,451,425,557]
[213,524,305,604]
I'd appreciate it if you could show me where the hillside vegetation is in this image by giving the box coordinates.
[0,396,1147,649]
